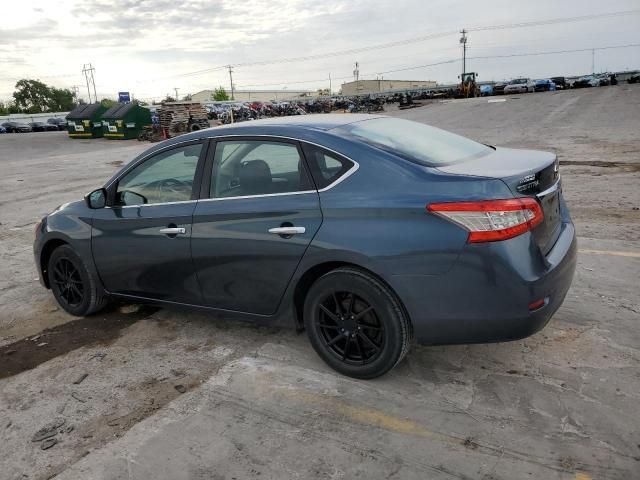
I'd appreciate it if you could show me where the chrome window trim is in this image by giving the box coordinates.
[536,178,561,198]
[198,190,317,203]
[105,199,197,209]
[104,134,360,206]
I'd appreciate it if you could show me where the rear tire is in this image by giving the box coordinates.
[47,245,108,316]
[303,268,411,379]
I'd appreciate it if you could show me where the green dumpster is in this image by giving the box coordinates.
[66,103,107,139]
[101,103,152,140]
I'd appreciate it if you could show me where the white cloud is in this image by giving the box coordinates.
[1,0,638,101]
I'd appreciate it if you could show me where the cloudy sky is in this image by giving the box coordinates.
[1,0,638,102]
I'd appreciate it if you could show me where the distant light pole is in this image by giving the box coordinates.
[227,65,235,100]
[460,30,467,77]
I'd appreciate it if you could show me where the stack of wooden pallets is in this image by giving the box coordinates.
[158,102,209,136]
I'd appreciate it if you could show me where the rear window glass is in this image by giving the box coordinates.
[338,117,490,167]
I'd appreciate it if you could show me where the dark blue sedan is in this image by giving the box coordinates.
[34,115,576,378]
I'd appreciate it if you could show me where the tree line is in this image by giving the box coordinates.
[0,79,78,115]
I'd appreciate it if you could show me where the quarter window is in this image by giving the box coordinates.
[302,145,354,189]
[211,140,312,198]
[116,143,202,205]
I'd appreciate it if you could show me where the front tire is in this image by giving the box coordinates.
[47,245,108,316]
[303,268,411,379]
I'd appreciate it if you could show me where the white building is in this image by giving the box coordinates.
[192,89,313,103]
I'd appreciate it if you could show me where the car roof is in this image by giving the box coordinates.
[211,113,385,132]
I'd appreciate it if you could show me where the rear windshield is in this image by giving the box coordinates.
[337,117,491,167]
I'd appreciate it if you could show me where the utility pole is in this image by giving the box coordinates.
[82,63,97,103]
[460,30,467,77]
[591,49,595,73]
[70,85,80,101]
[174,87,179,100]
[329,73,332,95]
[353,62,359,82]
[227,65,235,100]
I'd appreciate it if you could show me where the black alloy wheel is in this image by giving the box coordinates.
[47,245,108,316]
[304,268,411,379]
[51,258,85,307]
[316,291,384,365]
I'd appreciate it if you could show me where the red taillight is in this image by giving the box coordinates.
[427,198,544,243]
[528,298,546,311]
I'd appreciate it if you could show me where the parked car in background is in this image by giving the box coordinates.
[573,75,600,88]
[1,121,32,133]
[550,77,566,89]
[0,126,6,134]
[534,79,557,92]
[596,74,610,87]
[34,114,576,378]
[30,121,59,132]
[493,82,507,95]
[503,78,535,94]
[628,73,640,84]
[48,117,68,131]
[479,84,494,96]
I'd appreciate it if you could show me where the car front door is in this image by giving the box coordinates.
[92,141,207,304]
[191,137,322,315]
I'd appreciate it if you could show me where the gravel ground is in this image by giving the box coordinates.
[1,85,639,480]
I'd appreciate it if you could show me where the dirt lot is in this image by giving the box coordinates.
[1,86,639,480]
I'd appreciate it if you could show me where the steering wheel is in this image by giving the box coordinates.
[156,178,190,198]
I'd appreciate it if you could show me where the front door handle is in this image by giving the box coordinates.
[268,226,305,236]
[159,227,186,235]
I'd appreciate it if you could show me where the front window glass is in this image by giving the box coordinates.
[338,118,491,167]
[211,140,312,198]
[116,143,202,205]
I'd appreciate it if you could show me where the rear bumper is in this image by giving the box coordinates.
[389,220,577,345]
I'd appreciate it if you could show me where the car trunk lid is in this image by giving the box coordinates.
[437,147,562,255]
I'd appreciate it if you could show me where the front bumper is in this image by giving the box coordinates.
[389,219,577,346]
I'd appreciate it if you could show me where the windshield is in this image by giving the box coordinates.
[338,117,491,167]
[510,79,527,84]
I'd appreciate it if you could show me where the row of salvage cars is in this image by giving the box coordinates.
[0,117,67,134]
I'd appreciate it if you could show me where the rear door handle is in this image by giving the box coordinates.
[159,227,186,235]
[268,226,306,235]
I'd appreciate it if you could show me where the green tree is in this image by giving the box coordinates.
[13,79,51,113]
[181,94,193,101]
[100,98,118,108]
[48,88,76,111]
[0,101,9,115]
[212,86,229,101]
[162,95,176,103]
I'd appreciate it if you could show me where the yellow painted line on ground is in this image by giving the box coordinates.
[104,133,125,137]
[68,133,93,137]
[579,249,640,258]
[575,473,592,480]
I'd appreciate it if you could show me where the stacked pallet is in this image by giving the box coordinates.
[158,102,209,135]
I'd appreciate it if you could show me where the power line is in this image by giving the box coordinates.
[235,43,640,89]
[467,10,640,32]
[164,9,640,78]
[467,43,640,61]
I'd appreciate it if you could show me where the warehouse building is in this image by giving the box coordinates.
[192,89,313,103]
[340,79,437,96]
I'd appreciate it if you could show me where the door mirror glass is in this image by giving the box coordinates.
[86,188,106,209]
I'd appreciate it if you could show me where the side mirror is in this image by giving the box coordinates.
[85,188,106,209]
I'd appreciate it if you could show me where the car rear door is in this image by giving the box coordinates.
[191,137,322,315]
[92,140,207,304]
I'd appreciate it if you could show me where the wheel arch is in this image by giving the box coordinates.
[291,261,412,332]
[39,238,69,289]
